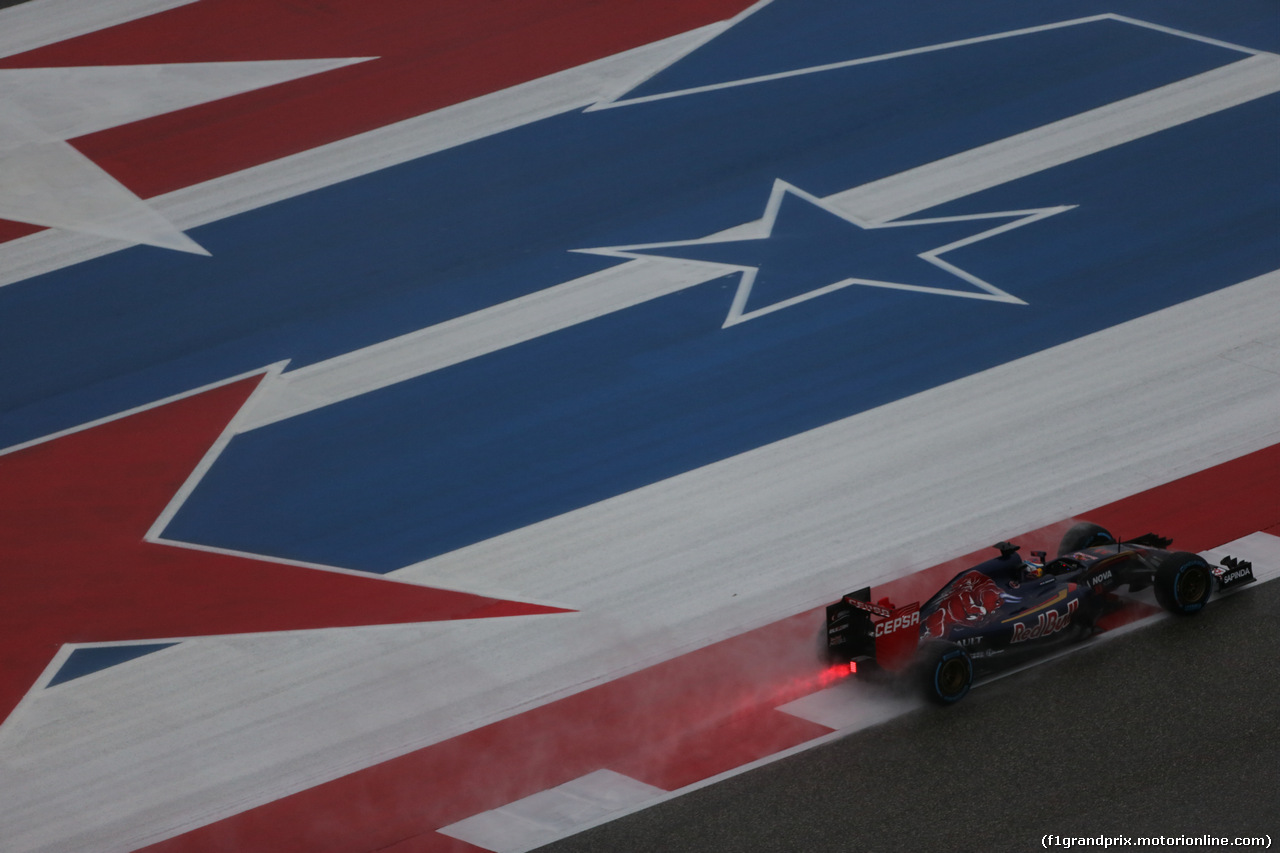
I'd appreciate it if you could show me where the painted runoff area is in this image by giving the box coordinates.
[0,2,1276,852]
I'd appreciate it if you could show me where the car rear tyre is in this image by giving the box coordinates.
[918,641,973,705]
[1153,551,1213,615]
[1058,522,1116,556]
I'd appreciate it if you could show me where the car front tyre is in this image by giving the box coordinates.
[1153,551,1214,615]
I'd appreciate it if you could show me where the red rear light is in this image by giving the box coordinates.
[848,661,858,675]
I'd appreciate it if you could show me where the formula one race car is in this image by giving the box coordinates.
[824,522,1256,705]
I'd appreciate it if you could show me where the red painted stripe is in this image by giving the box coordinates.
[0,0,754,247]
[139,442,1280,853]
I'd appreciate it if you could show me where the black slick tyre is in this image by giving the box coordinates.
[1058,522,1116,556]
[1153,551,1214,615]
[918,641,973,706]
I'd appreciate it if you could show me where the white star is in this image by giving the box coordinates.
[579,180,1073,326]
[0,57,370,254]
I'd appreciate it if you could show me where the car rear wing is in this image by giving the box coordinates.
[826,587,921,672]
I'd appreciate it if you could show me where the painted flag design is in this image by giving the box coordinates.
[0,1,1276,852]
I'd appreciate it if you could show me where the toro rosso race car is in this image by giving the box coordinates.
[824,522,1256,705]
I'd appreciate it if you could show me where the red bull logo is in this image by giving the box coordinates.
[923,570,1005,638]
[1010,599,1078,643]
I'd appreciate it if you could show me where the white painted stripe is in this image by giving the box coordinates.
[234,54,1280,432]
[0,0,199,60]
[234,257,718,431]
[438,770,666,853]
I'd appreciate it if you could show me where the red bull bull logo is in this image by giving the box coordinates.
[923,570,1005,638]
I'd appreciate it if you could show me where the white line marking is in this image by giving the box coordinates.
[439,770,666,853]
[1108,13,1269,56]
[234,54,1280,432]
[588,13,1263,110]
[593,15,1114,109]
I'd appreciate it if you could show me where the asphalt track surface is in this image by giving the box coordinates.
[544,580,1280,853]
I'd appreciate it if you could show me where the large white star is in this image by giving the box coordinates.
[0,57,369,254]
[579,180,1073,326]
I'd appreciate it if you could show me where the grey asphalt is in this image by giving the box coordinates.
[541,581,1280,852]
